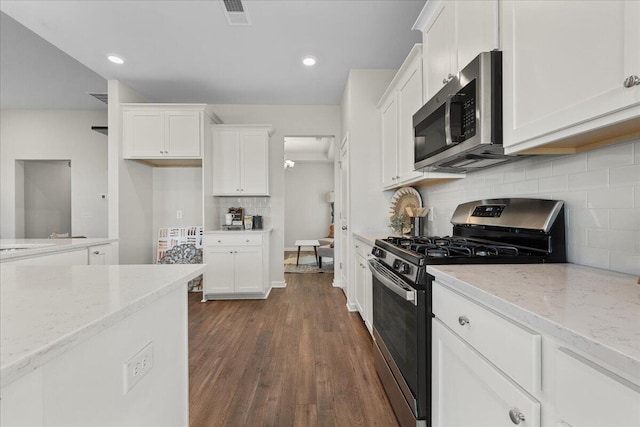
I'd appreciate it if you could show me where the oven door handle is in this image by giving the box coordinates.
[368,259,416,305]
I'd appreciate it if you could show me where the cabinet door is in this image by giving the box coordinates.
[555,348,640,427]
[424,1,455,100]
[353,254,365,315]
[88,244,115,265]
[397,56,424,184]
[212,130,241,195]
[456,0,499,70]
[364,259,373,334]
[502,0,638,150]
[380,94,399,189]
[432,320,540,427]
[233,246,263,293]
[240,131,269,195]
[166,111,201,157]
[123,110,165,158]
[204,247,235,293]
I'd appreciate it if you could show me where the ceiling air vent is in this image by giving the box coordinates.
[88,92,108,104]
[222,0,251,26]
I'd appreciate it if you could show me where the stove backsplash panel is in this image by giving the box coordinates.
[417,138,640,276]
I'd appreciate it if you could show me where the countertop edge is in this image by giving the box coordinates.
[0,238,118,261]
[204,228,273,234]
[1,264,205,387]
[427,265,640,383]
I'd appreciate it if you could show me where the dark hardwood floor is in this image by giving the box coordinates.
[188,272,399,427]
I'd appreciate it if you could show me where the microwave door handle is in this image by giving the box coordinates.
[444,96,454,146]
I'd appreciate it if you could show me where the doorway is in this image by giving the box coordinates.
[16,160,72,238]
[283,136,335,272]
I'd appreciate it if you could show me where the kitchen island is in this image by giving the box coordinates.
[1,263,205,426]
[428,263,640,427]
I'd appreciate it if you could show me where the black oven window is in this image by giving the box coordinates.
[373,277,418,395]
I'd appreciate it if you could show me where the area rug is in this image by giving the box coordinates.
[284,251,334,274]
[285,262,334,274]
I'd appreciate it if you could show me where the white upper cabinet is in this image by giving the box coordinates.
[211,125,272,196]
[123,104,213,159]
[378,45,425,190]
[501,0,640,154]
[417,0,499,101]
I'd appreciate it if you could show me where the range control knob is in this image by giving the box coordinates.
[399,262,411,275]
[372,247,385,258]
[392,260,402,271]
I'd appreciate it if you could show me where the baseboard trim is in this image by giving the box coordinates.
[332,279,343,288]
[271,280,287,288]
[346,300,358,312]
[202,291,269,300]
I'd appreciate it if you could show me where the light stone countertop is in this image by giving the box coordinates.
[0,263,205,387]
[427,263,640,382]
[352,232,393,247]
[0,238,117,262]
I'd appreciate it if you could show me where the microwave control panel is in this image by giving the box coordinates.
[450,80,477,143]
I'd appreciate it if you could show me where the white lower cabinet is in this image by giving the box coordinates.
[203,232,270,299]
[5,249,88,266]
[353,239,373,334]
[88,244,116,265]
[432,279,640,427]
[432,319,540,427]
[554,348,640,427]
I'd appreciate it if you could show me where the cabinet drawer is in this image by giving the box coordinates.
[433,282,541,394]
[555,348,640,427]
[206,234,262,247]
[354,240,372,258]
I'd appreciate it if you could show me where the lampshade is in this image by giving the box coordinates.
[325,191,335,203]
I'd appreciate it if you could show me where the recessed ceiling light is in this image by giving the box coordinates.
[107,55,125,65]
[302,56,316,67]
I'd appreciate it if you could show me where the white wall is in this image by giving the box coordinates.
[207,104,341,286]
[339,69,396,303]
[417,139,640,276]
[108,80,152,264]
[284,162,334,249]
[0,110,108,238]
[23,160,71,238]
[152,167,203,258]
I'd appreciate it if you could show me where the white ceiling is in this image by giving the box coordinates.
[0,0,425,107]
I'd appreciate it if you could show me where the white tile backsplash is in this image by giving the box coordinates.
[215,196,271,228]
[587,143,634,170]
[417,139,639,276]
[568,169,608,191]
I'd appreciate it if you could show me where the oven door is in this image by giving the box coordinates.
[369,259,429,420]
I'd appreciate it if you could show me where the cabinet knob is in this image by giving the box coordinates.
[508,409,525,425]
[442,78,448,85]
[159,150,163,154]
[458,315,470,326]
[218,240,222,243]
[93,251,101,255]
[623,75,640,88]
[246,240,250,242]
[341,225,347,231]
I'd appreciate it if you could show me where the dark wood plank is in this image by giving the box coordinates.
[188,272,399,427]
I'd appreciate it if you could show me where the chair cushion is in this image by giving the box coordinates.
[318,245,334,258]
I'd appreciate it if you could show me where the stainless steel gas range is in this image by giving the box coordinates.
[368,198,567,427]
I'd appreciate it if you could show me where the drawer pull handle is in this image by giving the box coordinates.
[508,409,525,425]
[623,75,640,88]
[93,251,101,255]
[458,315,470,326]
[246,239,250,242]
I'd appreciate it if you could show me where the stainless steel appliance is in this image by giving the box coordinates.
[368,198,566,427]
[413,51,519,173]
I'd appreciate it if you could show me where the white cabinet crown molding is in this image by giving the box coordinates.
[211,124,274,136]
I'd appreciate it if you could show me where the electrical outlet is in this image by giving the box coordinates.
[427,207,434,222]
[176,210,183,219]
[124,342,153,394]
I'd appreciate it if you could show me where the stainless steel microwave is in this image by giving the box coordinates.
[413,51,519,172]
